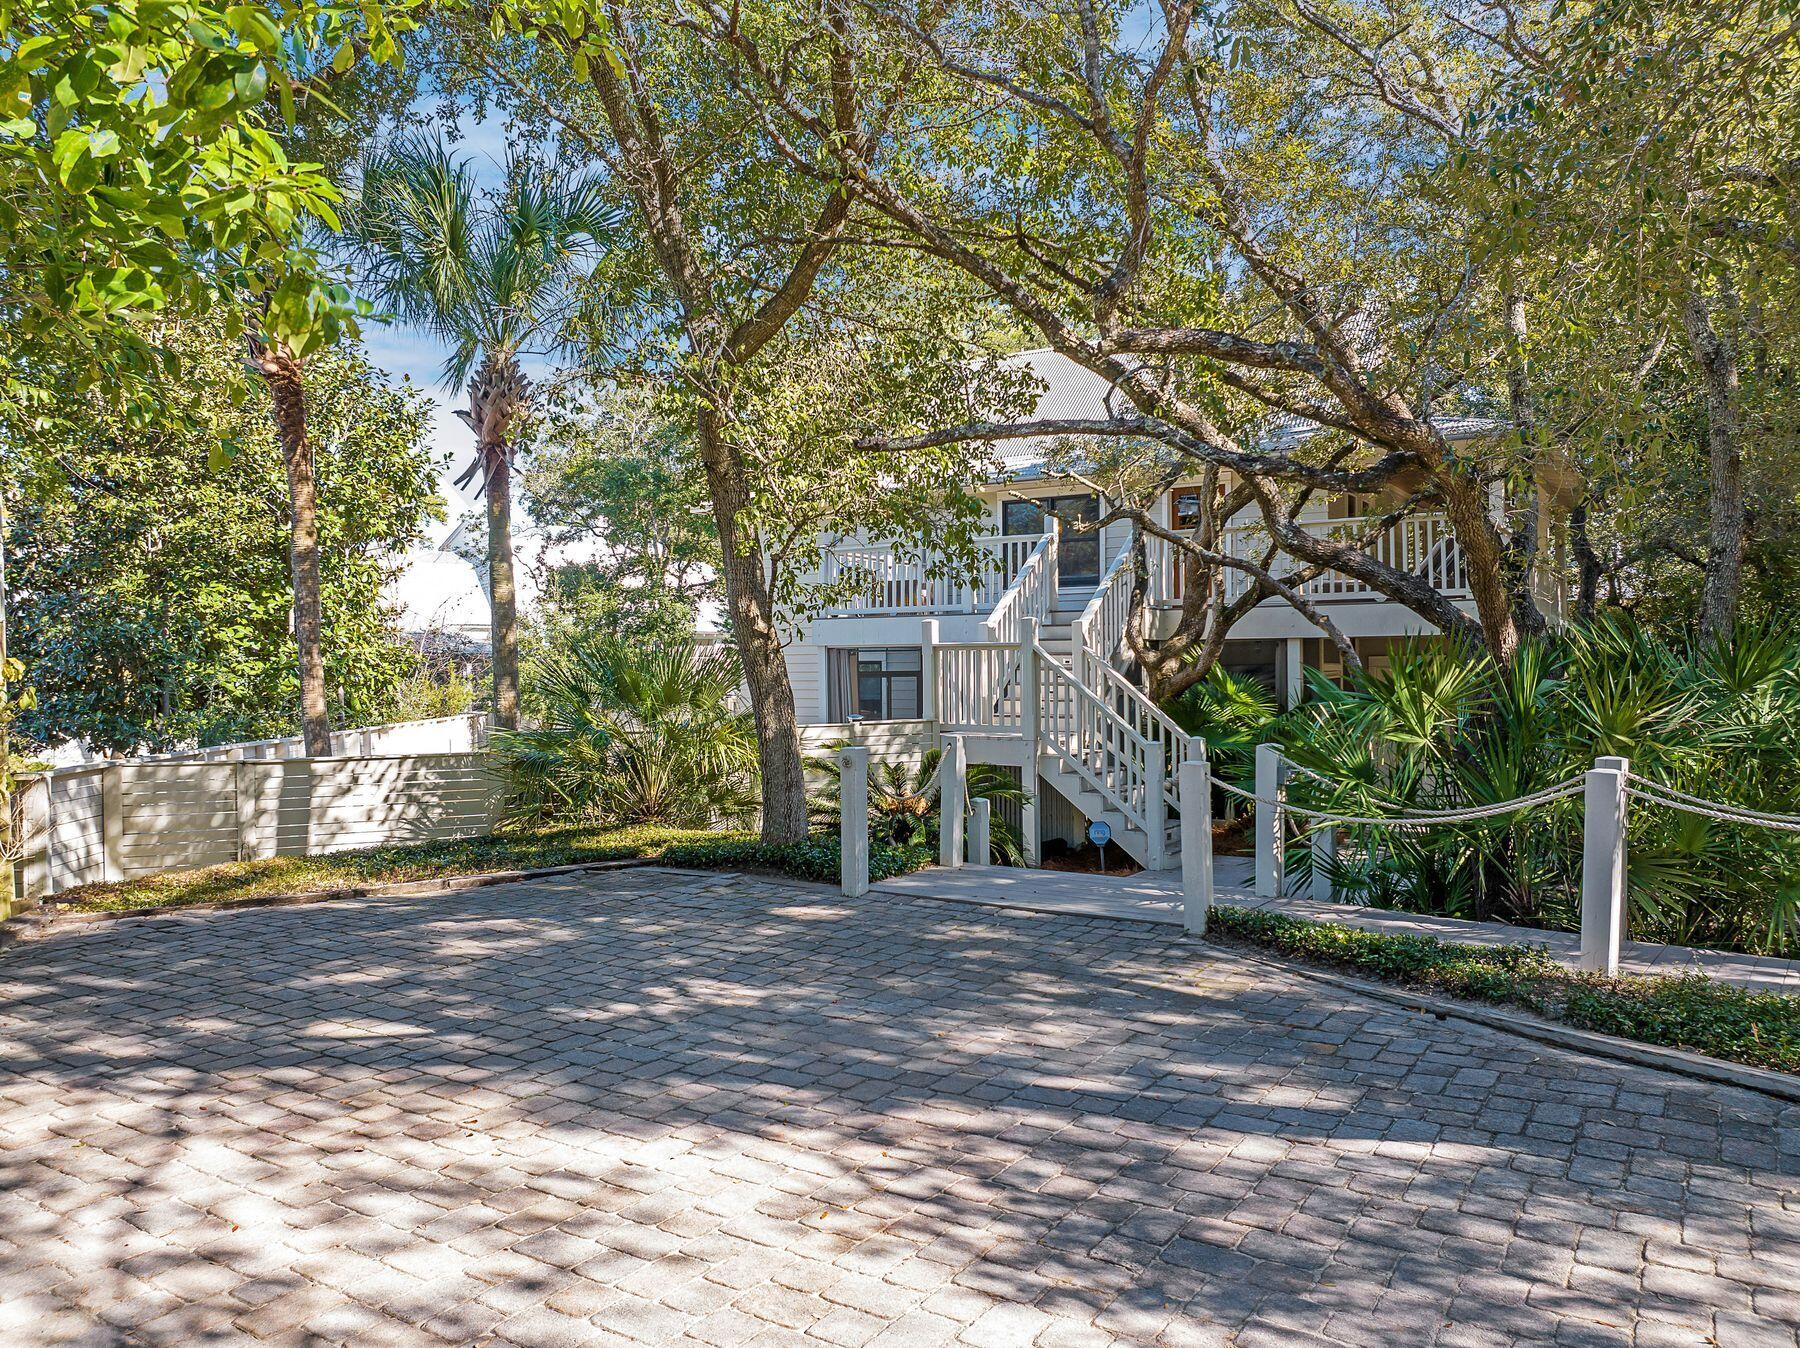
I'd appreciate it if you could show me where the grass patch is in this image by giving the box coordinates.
[47,826,932,916]
[1207,905,1800,1077]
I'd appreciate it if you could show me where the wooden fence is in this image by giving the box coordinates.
[13,752,503,904]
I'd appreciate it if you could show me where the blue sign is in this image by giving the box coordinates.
[1086,820,1112,847]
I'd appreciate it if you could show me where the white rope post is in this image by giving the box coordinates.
[969,796,990,867]
[1579,755,1630,974]
[1254,744,1288,897]
[1179,738,1213,935]
[837,745,870,898]
[1309,824,1337,903]
[939,733,967,870]
[1145,740,1168,871]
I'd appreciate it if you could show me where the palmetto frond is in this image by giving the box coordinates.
[341,132,626,393]
[491,635,758,830]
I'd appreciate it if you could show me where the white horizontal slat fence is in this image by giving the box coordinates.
[12,751,503,903]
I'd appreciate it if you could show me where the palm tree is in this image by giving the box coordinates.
[245,329,332,755]
[341,135,623,729]
[492,634,758,829]
[807,745,1030,864]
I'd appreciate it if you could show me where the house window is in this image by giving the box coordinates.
[1002,494,1101,586]
[827,647,922,721]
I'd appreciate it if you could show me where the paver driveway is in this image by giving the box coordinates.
[1,869,1796,1348]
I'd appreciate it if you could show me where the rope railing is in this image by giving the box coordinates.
[1625,780,1800,832]
[1209,770,1586,829]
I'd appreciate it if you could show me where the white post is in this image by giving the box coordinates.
[1179,740,1213,935]
[1145,740,1168,871]
[1254,743,1288,897]
[838,745,870,898]
[1580,755,1630,974]
[1309,825,1336,904]
[101,763,124,883]
[969,796,991,867]
[919,619,940,723]
[1282,639,1305,710]
[1018,617,1040,746]
[15,774,51,908]
[1018,617,1042,866]
[939,733,967,870]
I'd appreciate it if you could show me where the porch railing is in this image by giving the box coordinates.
[1145,511,1471,606]
[819,532,1043,616]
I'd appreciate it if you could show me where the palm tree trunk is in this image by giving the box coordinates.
[696,407,808,843]
[463,354,530,732]
[249,336,332,757]
[485,446,521,731]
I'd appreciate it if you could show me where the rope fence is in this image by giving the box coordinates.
[1174,743,1800,976]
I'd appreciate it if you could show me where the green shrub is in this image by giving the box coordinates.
[1248,619,1800,957]
[1206,904,1800,1076]
[51,825,931,916]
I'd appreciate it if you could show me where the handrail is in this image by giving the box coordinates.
[982,523,1058,643]
[1093,661,1187,814]
[1036,642,1154,833]
[1071,545,1133,686]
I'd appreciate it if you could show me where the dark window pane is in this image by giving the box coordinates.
[1002,500,1044,535]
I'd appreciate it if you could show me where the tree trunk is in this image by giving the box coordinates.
[250,337,332,757]
[695,406,808,843]
[485,448,521,731]
[1680,288,1745,641]
[461,353,532,731]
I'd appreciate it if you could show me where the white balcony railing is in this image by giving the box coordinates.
[818,532,1044,616]
[1146,512,1470,606]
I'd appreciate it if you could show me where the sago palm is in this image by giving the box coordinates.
[341,134,624,729]
[492,635,758,829]
[806,745,1029,864]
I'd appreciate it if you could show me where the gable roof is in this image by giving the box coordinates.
[989,348,1504,480]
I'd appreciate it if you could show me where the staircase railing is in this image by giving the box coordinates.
[1071,540,1188,815]
[1036,644,1163,862]
[935,642,1021,731]
[982,521,1058,643]
[1071,545,1132,688]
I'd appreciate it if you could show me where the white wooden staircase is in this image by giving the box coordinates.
[934,527,1194,871]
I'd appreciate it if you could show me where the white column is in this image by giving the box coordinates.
[1580,755,1630,974]
[1282,638,1305,710]
[1179,743,1213,935]
[1254,743,1288,897]
[939,733,967,870]
[919,619,940,723]
[1018,617,1040,746]
[1145,740,1168,871]
[838,745,870,898]
[969,796,991,867]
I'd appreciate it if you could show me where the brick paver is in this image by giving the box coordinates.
[1,867,1796,1347]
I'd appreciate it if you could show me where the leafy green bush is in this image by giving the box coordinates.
[1206,905,1800,1076]
[660,833,932,884]
[806,744,1027,864]
[1255,620,1800,956]
[492,634,758,829]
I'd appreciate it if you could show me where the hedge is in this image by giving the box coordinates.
[1207,905,1800,1076]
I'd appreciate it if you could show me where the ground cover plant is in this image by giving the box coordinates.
[1207,906,1800,1077]
[42,826,930,917]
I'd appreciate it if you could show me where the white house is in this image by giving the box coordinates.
[781,350,1532,872]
